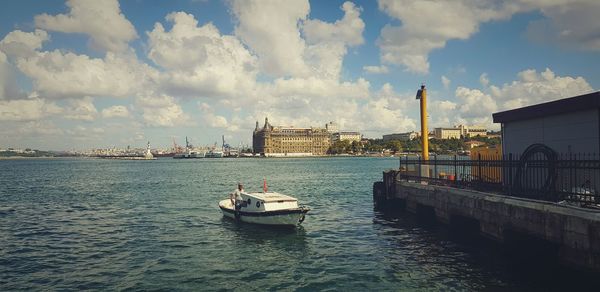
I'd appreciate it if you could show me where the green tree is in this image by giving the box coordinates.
[328,140,351,154]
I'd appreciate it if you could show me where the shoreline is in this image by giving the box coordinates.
[0,156,81,160]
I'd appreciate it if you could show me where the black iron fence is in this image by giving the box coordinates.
[398,151,600,208]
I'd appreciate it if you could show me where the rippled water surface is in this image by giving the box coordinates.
[0,157,596,291]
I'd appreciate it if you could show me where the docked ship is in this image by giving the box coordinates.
[204,150,224,158]
[173,137,205,159]
[173,151,204,159]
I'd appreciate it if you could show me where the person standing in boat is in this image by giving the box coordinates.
[230,183,245,211]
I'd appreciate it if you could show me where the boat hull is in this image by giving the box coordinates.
[219,204,308,226]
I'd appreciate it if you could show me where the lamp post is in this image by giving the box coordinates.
[416,84,429,161]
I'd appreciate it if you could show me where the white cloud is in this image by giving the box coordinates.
[265,77,370,100]
[455,87,498,119]
[479,73,490,87]
[232,0,310,77]
[136,93,190,127]
[0,51,26,100]
[16,50,156,99]
[376,0,600,74]
[429,68,593,130]
[231,0,364,79]
[147,12,258,98]
[34,0,137,52]
[526,1,600,51]
[377,0,518,74]
[0,98,62,121]
[199,102,229,129]
[363,65,389,74]
[357,84,417,135]
[63,96,97,121]
[492,68,593,109]
[101,105,130,118]
[0,29,49,58]
[441,75,451,89]
[16,121,64,136]
[303,2,365,46]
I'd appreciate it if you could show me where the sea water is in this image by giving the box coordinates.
[0,157,596,290]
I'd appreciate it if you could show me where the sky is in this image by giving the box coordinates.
[0,0,598,151]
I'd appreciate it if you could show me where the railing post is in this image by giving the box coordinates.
[405,155,408,180]
[508,153,513,196]
[569,152,573,195]
[418,154,422,183]
[434,154,438,181]
[399,153,401,170]
[478,153,482,184]
[454,154,457,186]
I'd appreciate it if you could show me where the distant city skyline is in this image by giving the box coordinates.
[1,0,599,150]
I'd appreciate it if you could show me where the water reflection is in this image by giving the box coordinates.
[372,203,600,291]
[220,217,308,252]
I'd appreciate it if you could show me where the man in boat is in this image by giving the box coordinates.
[230,183,245,211]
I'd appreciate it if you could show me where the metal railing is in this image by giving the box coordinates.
[397,152,600,208]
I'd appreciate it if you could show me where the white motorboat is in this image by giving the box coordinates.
[205,150,224,158]
[219,192,309,226]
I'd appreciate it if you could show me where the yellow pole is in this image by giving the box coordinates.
[420,85,429,160]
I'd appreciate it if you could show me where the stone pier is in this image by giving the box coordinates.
[373,170,600,272]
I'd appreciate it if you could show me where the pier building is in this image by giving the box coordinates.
[493,91,600,155]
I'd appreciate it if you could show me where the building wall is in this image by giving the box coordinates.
[383,132,418,141]
[333,132,361,143]
[502,109,599,155]
[466,128,487,137]
[434,128,461,139]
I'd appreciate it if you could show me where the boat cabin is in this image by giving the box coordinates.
[240,192,299,212]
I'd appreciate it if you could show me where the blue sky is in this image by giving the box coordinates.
[0,0,598,150]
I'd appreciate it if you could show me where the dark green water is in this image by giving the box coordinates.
[0,158,596,291]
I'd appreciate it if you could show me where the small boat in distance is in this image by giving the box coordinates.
[204,150,224,158]
[219,192,310,226]
[173,151,204,159]
[172,137,205,159]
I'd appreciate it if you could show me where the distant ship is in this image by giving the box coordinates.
[173,136,205,159]
[173,151,205,159]
[204,150,224,158]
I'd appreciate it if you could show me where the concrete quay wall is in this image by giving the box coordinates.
[373,170,600,272]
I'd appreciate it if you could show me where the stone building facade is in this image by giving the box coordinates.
[332,131,362,143]
[253,118,331,156]
[433,127,462,139]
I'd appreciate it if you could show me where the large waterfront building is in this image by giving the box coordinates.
[253,118,331,156]
[332,131,362,143]
[326,122,361,143]
[457,125,487,137]
[433,127,462,139]
[383,131,419,142]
